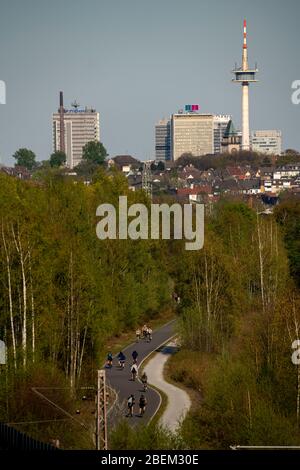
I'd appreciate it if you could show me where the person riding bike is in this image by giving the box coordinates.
[139,394,147,416]
[141,372,148,391]
[131,363,138,381]
[147,327,152,342]
[136,328,141,342]
[127,394,135,417]
[142,324,148,339]
[117,351,126,369]
[106,352,113,368]
[132,350,138,363]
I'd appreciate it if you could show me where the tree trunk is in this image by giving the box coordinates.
[69,251,75,390]
[78,324,88,382]
[28,250,35,363]
[256,212,265,314]
[12,224,28,368]
[297,365,300,427]
[1,222,17,369]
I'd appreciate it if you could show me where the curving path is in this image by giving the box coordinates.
[105,319,176,425]
[144,341,191,432]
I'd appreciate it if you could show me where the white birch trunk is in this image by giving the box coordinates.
[28,249,35,363]
[12,225,28,368]
[1,223,17,369]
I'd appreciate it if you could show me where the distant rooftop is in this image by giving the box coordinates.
[223,120,238,137]
[112,155,141,165]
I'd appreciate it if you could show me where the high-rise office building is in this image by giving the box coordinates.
[155,118,171,161]
[251,130,282,155]
[171,113,214,161]
[213,115,231,154]
[52,97,100,169]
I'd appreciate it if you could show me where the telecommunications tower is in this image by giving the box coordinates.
[232,20,258,150]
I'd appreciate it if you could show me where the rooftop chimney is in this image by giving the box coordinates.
[59,91,65,153]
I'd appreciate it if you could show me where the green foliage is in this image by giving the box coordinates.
[0,172,299,449]
[110,420,185,450]
[262,156,272,166]
[50,150,66,168]
[284,149,300,156]
[170,200,300,448]
[0,363,94,448]
[276,155,300,166]
[82,141,108,165]
[157,161,165,171]
[151,161,165,171]
[13,148,37,170]
[274,198,300,286]
[180,356,300,449]
[176,150,273,171]
[74,160,99,178]
[0,171,172,430]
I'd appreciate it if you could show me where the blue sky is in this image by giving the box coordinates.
[0,0,299,164]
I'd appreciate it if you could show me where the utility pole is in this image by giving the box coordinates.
[96,370,108,450]
[142,161,152,200]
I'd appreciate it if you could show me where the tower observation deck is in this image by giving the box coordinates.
[232,19,258,150]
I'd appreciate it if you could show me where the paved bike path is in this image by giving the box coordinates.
[105,319,176,425]
[144,342,191,431]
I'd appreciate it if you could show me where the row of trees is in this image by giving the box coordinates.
[165,199,300,447]
[0,170,172,433]
[176,149,300,171]
[12,140,108,171]
[1,161,299,447]
[106,195,300,449]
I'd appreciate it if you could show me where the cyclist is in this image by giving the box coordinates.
[141,372,148,391]
[131,363,138,381]
[132,350,138,363]
[127,394,135,417]
[106,352,113,368]
[142,324,148,339]
[139,394,147,416]
[117,351,126,369]
[147,327,153,342]
[136,328,141,342]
